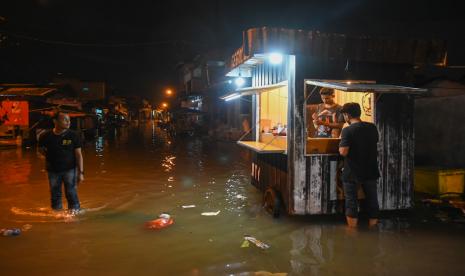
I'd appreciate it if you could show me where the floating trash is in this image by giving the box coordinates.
[182,205,196,209]
[240,240,250,248]
[1,228,21,237]
[145,213,174,230]
[243,235,270,249]
[201,211,220,216]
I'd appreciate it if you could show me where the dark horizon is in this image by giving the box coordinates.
[1,0,464,99]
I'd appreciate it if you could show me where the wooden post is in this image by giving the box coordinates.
[287,55,308,214]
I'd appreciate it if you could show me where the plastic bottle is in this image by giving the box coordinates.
[1,228,21,236]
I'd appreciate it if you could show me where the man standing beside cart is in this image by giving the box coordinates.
[339,102,380,228]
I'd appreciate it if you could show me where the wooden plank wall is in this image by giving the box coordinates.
[287,55,308,214]
[304,155,340,214]
[375,94,415,210]
[251,152,289,210]
[288,56,346,215]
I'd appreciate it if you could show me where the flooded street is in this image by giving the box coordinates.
[1,123,465,276]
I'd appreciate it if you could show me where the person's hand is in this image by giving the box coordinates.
[314,119,326,126]
[318,110,332,117]
[78,173,84,184]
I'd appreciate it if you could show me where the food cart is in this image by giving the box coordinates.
[222,27,445,216]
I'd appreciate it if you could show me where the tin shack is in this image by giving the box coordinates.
[222,27,446,216]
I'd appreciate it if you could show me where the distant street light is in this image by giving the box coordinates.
[166,89,173,96]
[162,102,168,108]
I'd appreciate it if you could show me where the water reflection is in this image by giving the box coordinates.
[0,149,32,184]
[1,126,465,275]
[224,172,249,213]
[288,221,420,276]
[95,136,104,155]
[162,155,176,172]
[290,225,334,275]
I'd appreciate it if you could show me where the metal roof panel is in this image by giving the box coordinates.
[306,80,427,94]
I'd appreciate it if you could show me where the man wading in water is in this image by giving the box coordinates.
[39,111,84,213]
[339,103,380,228]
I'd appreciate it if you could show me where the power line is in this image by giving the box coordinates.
[2,31,206,48]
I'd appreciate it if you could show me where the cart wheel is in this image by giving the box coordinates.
[264,188,282,218]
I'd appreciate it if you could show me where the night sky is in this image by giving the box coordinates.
[1,0,464,98]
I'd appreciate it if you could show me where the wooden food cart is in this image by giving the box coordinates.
[222,27,445,216]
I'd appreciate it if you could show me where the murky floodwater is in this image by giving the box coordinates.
[1,123,465,276]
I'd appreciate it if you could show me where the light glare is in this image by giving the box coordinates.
[269,53,283,64]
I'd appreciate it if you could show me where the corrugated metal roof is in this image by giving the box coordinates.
[220,81,287,100]
[227,27,447,72]
[306,80,427,94]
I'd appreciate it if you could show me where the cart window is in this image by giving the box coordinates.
[258,85,288,151]
[305,85,374,155]
[334,90,374,123]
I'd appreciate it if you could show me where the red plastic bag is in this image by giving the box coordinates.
[145,214,174,230]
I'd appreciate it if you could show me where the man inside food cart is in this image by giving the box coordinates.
[339,102,380,228]
[311,88,344,138]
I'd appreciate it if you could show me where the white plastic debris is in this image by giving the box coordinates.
[201,211,221,216]
[182,205,196,209]
[243,235,270,249]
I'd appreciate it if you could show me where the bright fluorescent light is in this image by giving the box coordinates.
[269,53,283,64]
[235,77,245,87]
[224,93,241,101]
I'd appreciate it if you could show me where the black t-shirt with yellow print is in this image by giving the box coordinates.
[38,129,82,172]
